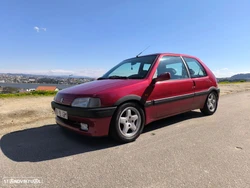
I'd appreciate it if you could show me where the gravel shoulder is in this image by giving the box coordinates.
[219,82,250,96]
[0,83,250,136]
[0,96,54,136]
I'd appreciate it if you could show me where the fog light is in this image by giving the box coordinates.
[80,123,89,131]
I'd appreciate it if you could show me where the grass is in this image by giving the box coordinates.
[219,80,247,84]
[0,91,57,98]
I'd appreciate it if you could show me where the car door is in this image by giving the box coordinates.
[182,57,211,109]
[146,55,195,120]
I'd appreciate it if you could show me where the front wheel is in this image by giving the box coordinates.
[200,92,218,115]
[109,102,145,143]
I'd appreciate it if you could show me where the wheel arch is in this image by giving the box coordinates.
[114,95,146,118]
[200,87,219,116]
[109,95,146,136]
[114,95,143,106]
[208,87,220,98]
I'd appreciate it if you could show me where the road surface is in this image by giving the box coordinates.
[0,91,250,188]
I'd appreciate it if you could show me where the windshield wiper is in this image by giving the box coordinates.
[97,77,106,80]
[108,75,128,79]
[97,75,128,80]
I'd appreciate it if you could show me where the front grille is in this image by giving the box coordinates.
[58,117,81,129]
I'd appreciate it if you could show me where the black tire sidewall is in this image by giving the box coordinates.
[201,92,218,115]
[110,102,145,143]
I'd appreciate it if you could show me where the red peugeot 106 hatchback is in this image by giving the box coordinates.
[51,53,220,143]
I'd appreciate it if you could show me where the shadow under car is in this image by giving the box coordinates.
[0,111,204,162]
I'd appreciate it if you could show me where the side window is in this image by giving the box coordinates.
[184,57,207,78]
[156,56,189,80]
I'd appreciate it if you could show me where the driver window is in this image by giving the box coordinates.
[156,56,189,80]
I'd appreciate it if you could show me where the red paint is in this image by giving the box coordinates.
[52,53,219,137]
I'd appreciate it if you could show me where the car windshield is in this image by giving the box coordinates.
[99,55,158,79]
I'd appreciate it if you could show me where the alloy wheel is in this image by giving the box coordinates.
[207,93,217,112]
[118,107,141,137]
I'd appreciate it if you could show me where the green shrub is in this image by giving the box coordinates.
[0,91,57,98]
[218,81,230,84]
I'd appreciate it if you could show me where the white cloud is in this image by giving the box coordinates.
[76,68,106,77]
[34,26,40,32]
[34,26,47,32]
[212,68,250,78]
[213,68,235,78]
[47,69,107,77]
[48,69,74,75]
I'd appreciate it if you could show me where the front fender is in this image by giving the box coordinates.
[114,95,142,106]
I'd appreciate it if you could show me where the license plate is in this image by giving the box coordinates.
[55,108,68,119]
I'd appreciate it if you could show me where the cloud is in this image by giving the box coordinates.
[48,69,74,75]
[34,26,47,32]
[76,68,106,77]
[212,68,250,78]
[47,69,107,77]
[212,68,235,78]
[34,26,40,32]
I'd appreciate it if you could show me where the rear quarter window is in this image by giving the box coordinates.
[183,57,207,78]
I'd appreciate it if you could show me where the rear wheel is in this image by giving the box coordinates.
[200,92,218,115]
[110,102,145,143]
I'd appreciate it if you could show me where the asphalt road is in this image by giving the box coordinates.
[1,92,250,188]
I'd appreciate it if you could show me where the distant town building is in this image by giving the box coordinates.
[36,86,59,91]
[26,88,36,92]
[0,73,93,85]
[28,78,36,83]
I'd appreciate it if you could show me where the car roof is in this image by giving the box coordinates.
[139,53,198,59]
[122,53,201,63]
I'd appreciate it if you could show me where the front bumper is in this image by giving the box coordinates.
[51,101,117,136]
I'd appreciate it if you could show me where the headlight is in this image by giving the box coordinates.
[71,98,101,108]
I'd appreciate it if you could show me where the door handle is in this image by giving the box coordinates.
[192,80,196,89]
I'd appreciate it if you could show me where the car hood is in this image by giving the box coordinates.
[59,79,145,96]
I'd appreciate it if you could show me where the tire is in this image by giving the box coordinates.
[200,92,218,116]
[109,102,145,143]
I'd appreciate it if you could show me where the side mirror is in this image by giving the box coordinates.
[152,72,171,84]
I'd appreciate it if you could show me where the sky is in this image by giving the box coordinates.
[0,0,250,78]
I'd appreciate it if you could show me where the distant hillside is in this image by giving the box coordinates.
[0,73,93,79]
[230,73,250,80]
[217,73,250,82]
